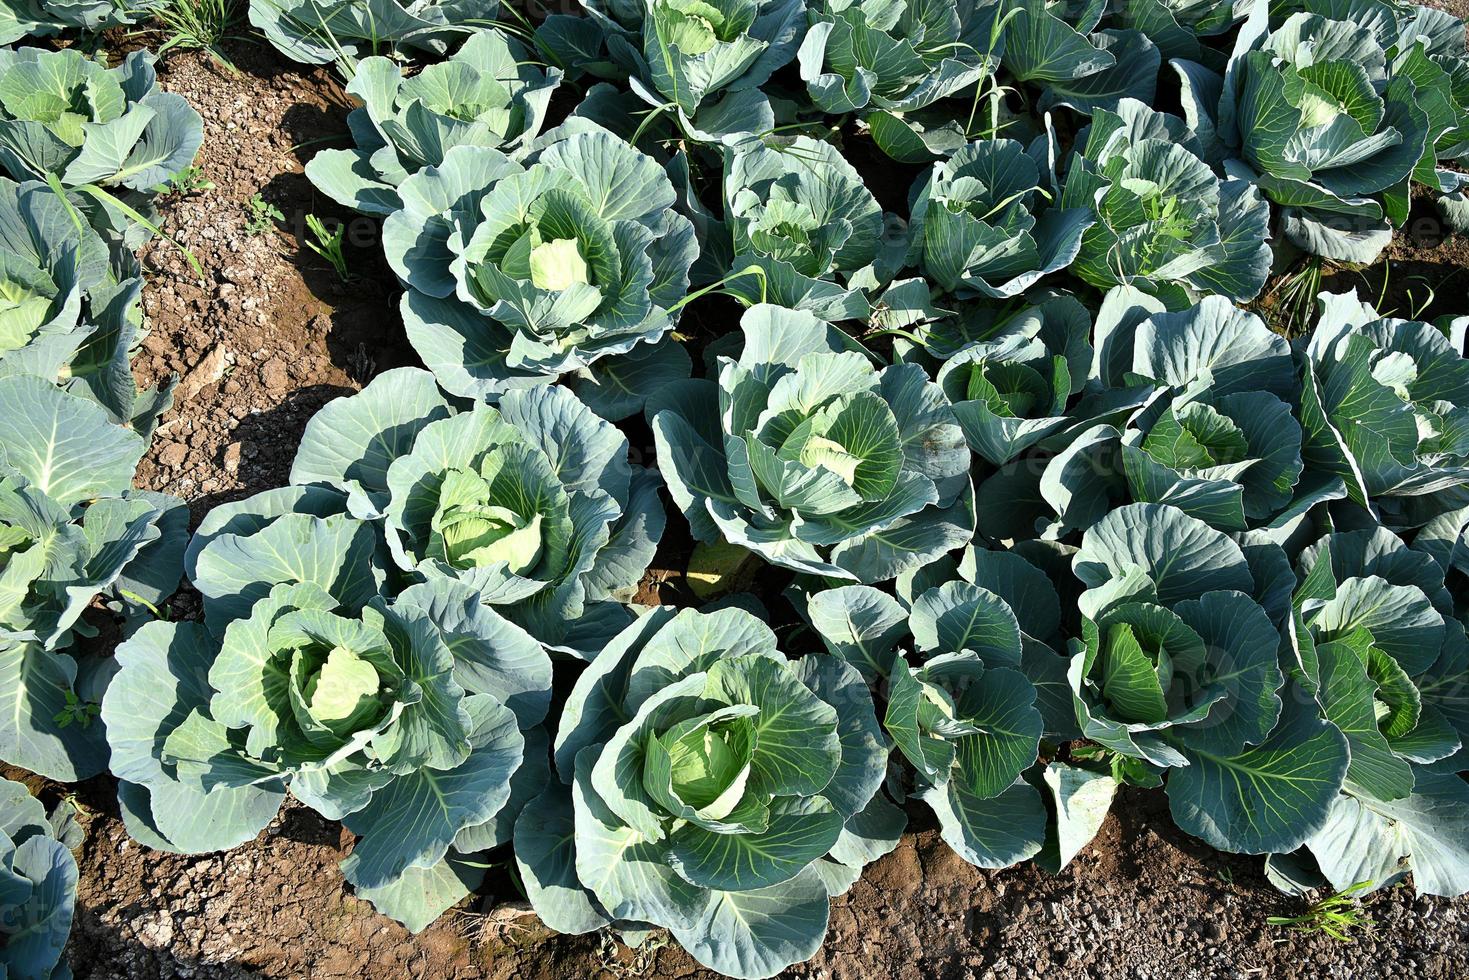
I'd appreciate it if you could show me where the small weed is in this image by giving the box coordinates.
[139,0,247,72]
[1070,743,1163,788]
[166,165,214,195]
[1265,255,1325,339]
[53,690,100,729]
[596,929,671,978]
[303,214,353,281]
[1268,881,1376,942]
[245,193,283,235]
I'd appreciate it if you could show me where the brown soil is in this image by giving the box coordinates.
[52,31,1469,980]
[67,786,1469,980]
[125,39,413,517]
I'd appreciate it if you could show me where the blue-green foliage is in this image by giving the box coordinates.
[380,120,696,413]
[514,604,897,978]
[248,0,502,67]
[7,0,1469,976]
[0,48,203,198]
[0,376,185,782]
[305,28,563,216]
[1,778,79,980]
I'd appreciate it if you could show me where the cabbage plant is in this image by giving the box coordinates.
[249,0,500,67]
[933,291,1153,466]
[1107,296,1311,533]
[723,135,892,312]
[1109,0,1248,62]
[1,777,78,980]
[0,177,173,434]
[544,0,807,140]
[650,303,973,584]
[0,0,148,44]
[973,294,1318,541]
[0,375,185,782]
[804,552,1075,868]
[0,0,157,43]
[513,605,897,979]
[1060,100,1271,302]
[797,0,997,161]
[906,137,1093,299]
[382,123,697,410]
[1298,292,1469,524]
[1277,527,1469,897]
[306,29,562,216]
[1174,0,1467,262]
[104,495,555,929]
[0,48,203,201]
[996,0,1162,115]
[1070,501,1349,855]
[287,367,665,658]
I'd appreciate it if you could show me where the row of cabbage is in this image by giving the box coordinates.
[0,37,208,980]
[2,1,1469,978]
[0,38,207,783]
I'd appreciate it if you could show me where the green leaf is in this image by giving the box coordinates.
[1038,761,1117,873]
[193,513,385,632]
[514,783,610,935]
[668,865,832,980]
[103,621,284,851]
[667,796,844,892]
[1316,636,1415,802]
[340,696,523,889]
[572,747,707,930]
[0,374,144,505]
[1,832,76,979]
[290,367,452,514]
[909,581,1023,665]
[1167,692,1348,854]
[1305,774,1469,898]
[917,777,1047,869]
[703,656,842,799]
[1073,502,1254,609]
[803,585,907,680]
[1106,615,1180,723]
[348,852,486,933]
[793,654,886,819]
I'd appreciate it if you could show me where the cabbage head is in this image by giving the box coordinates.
[934,291,1153,467]
[1070,501,1350,855]
[1298,291,1469,525]
[650,304,973,584]
[288,367,665,659]
[1061,99,1271,302]
[973,293,1328,542]
[1274,526,1469,898]
[104,493,555,930]
[543,0,807,141]
[805,547,1078,869]
[722,135,893,313]
[382,123,696,411]
[907,137,1093,300]
[513,605,896,979]
[797,0,998,161]
[1174,0,1469,262]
